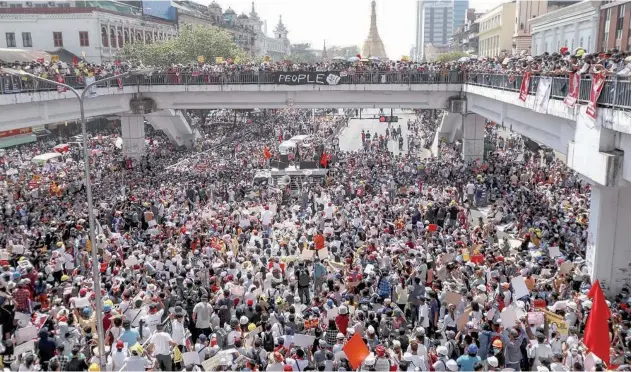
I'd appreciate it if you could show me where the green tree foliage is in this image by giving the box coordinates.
[434,51,469,63]
[285,43,318,64]
[117,24,247,65]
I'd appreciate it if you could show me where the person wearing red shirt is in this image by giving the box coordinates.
[313,231,325,250]
[13,282,32,312]
[335,306,350,336]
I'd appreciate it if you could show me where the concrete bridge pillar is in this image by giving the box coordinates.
[585,184,631,297]
[462,113,486,163]
[119,114,145,160]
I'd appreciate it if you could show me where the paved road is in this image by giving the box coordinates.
[338,109,431,158]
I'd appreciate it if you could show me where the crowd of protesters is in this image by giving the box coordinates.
[0,46,630,94]
[0,100,627,372]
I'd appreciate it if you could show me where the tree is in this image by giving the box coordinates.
[328,45,360,59]
[434,51,469,63]
[286,43,318,64]
[117,24,247,65]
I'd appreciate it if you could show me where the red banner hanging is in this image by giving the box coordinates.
[563,72,581,108]
[519,72,531,102]
[586,74,606,120]
[56,74,67,93]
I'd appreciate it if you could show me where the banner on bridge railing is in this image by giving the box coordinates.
[563,72,580,108]
[586,73,606,120]
[273,72,341,86]
[519,72,531,102]
[533,77,552,113]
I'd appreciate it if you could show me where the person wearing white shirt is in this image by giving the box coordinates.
[528,334,553,368]
[122,350,150,372]
[149,324,177,371]
[419,298,430,328]
[170,311,187,347]
[110,341,128,372]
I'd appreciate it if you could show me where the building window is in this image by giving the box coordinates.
[124,30,129,44]
[616,5,625,39]
[5,32,15,47]
[117,28,123,47]
[135,32,142,42]
[110,27,116,47]
[53,31,63,47]
[21,32,31,47]
[79,31,89,46]
[101,26,108,47]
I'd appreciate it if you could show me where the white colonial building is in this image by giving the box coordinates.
[529,0,600,55]
[175,1,290,61]
[0,1,177,63]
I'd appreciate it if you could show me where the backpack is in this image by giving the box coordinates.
[298,270,310,287]
[447,339,460,360]
[262,330,275,352]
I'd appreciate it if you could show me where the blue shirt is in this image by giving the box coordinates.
[119,329,140,347]
[377,278,392,298]
[456,355,481,371]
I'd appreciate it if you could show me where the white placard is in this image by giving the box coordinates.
[155,261,164,271]
[15,326,37,345]
[500,307,517,328]
[73,296,91,309]
[11,245,25,255]
[14,312,31,323]
[327,308,338,320]
[182,351,200,366]
[548,246,562,258]
[125,256,139,268]
[293,334,316,348]
[318,248,329,260]
[511,276,530,299]
[300,249,314,260]
[13,340,34,356]
[364,264,375,275]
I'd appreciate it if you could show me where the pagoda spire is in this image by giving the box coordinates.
[322,40,328,61]
[362,1,387,59]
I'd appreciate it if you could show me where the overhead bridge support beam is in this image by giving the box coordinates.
[145,109,194,149]
[119,114,145,160]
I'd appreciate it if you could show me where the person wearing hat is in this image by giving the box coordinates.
[148,322,178,371]
[118,319,140,350]
[456,344,481,371]
[433,346,450,371]
[111,340,127,371]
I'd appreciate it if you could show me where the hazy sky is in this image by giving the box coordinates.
[197,0,507,59]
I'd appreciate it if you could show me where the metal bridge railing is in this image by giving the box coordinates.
[1,71,629,110]
[465,73,631,110]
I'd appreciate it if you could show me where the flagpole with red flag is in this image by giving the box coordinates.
[583,280,612,367]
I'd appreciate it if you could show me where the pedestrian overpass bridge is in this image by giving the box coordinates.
[0,71,630,294]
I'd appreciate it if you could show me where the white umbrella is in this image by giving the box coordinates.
[368,56,380,61]
[347,56,359,62]
[332,56,345,61]
[457,56,470,62]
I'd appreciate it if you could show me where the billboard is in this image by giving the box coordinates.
[142,1,176,21]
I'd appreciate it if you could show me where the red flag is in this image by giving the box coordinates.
[519,71,531,102]
[586,73,606,120]
[56,74,67,93]
[114,59,120,67]
[320,152,328,168]
[263,146,271,160]
[72,56,78,65]
[583,280,612,367]
[563,72,580,108]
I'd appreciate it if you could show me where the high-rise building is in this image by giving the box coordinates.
[453,0,469,31]
[415,0,454,61]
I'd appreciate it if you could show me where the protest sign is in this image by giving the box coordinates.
[293,334,316,348]
[182,351,200,366]
[543,309,568,335]
[511,276,530,299]
[445,292,463,306]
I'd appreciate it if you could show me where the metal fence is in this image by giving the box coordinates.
[465,73,631,110]
[1,71,629,110]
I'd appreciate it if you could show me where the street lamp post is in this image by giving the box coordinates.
[2,68,151,368]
